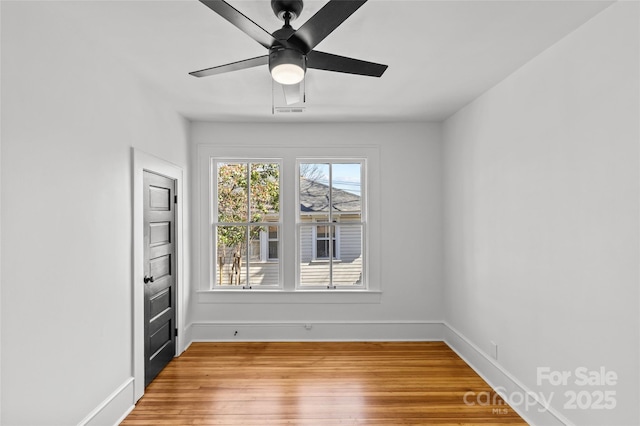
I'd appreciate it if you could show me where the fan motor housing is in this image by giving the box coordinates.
[269,46,306,73]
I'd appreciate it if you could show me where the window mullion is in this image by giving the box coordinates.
[328,164,334,289]
[241,225,247,288]
[245,163,251,289]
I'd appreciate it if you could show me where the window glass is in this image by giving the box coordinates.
[211,158,366,291]
[332,225,363,286]
[216,225,247,286]
[298,161,365,288]
[299,163,330,214]
[299,225,331,287]
[217,163,247,222]
[214,162,280,288]
[250,163,280,222]
[331,163,362,223]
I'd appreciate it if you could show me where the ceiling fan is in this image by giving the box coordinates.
[189,0,388,105]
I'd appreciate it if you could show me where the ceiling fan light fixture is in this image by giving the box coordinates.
[271,63,305,85]
[269,47,306,85]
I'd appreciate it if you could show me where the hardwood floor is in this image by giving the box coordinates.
[122,342,528,425]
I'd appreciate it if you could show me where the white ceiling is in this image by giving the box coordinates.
[54,0,613,122]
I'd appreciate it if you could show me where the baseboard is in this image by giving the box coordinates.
[443,322,573,426]
[184,321,194,348]
[77,377,135,426]
[189,320,444,342]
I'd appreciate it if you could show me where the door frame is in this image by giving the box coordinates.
[132,148,185,402]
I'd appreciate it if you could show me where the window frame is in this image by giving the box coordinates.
[211,159,283,290]
[296,159,366,290]
[198,144,381,303]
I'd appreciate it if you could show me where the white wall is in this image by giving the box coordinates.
[4,0,635,424]
[1,2,189,425]
[189,122,443,337]
[442,2,639,425]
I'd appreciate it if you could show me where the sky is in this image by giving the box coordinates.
[301,162,362,196]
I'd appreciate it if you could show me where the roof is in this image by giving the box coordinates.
[299,178,361,214]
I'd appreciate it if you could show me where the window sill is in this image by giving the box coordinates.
[196,289,382,304]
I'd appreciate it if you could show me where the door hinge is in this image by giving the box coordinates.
[174,195,178,204]
[175,328,178,337]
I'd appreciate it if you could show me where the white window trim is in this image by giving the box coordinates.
[197,144,381,304]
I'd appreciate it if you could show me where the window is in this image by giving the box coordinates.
[259,225,279,261]
[314,224,337,260]
[203,147,378,299]
[298,161,365,288]
[214,161,280,288]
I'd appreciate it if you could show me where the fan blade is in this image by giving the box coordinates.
[307,51,387,77]
[199,0,277,49]
[282,83,302,105]
[288,0,367,53]
[189,55,269,77]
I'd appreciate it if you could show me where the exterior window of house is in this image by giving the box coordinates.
[257,226,278,261]
[298,161,364,288]
[313,223,341,260]
[267,225,279,260]
[315,224,335,259]
[214,161,280,288]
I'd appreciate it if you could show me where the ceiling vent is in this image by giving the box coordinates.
[274,107,305,113]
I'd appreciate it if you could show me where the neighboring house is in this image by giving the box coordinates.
[298,177,362,261]
[219,177,363,287]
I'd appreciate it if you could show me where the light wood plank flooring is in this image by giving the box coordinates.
[122,342,528,425]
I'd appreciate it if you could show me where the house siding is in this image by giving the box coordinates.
[338,225,362,263]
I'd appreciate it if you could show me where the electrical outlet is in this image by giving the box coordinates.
[490,341,498,360]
